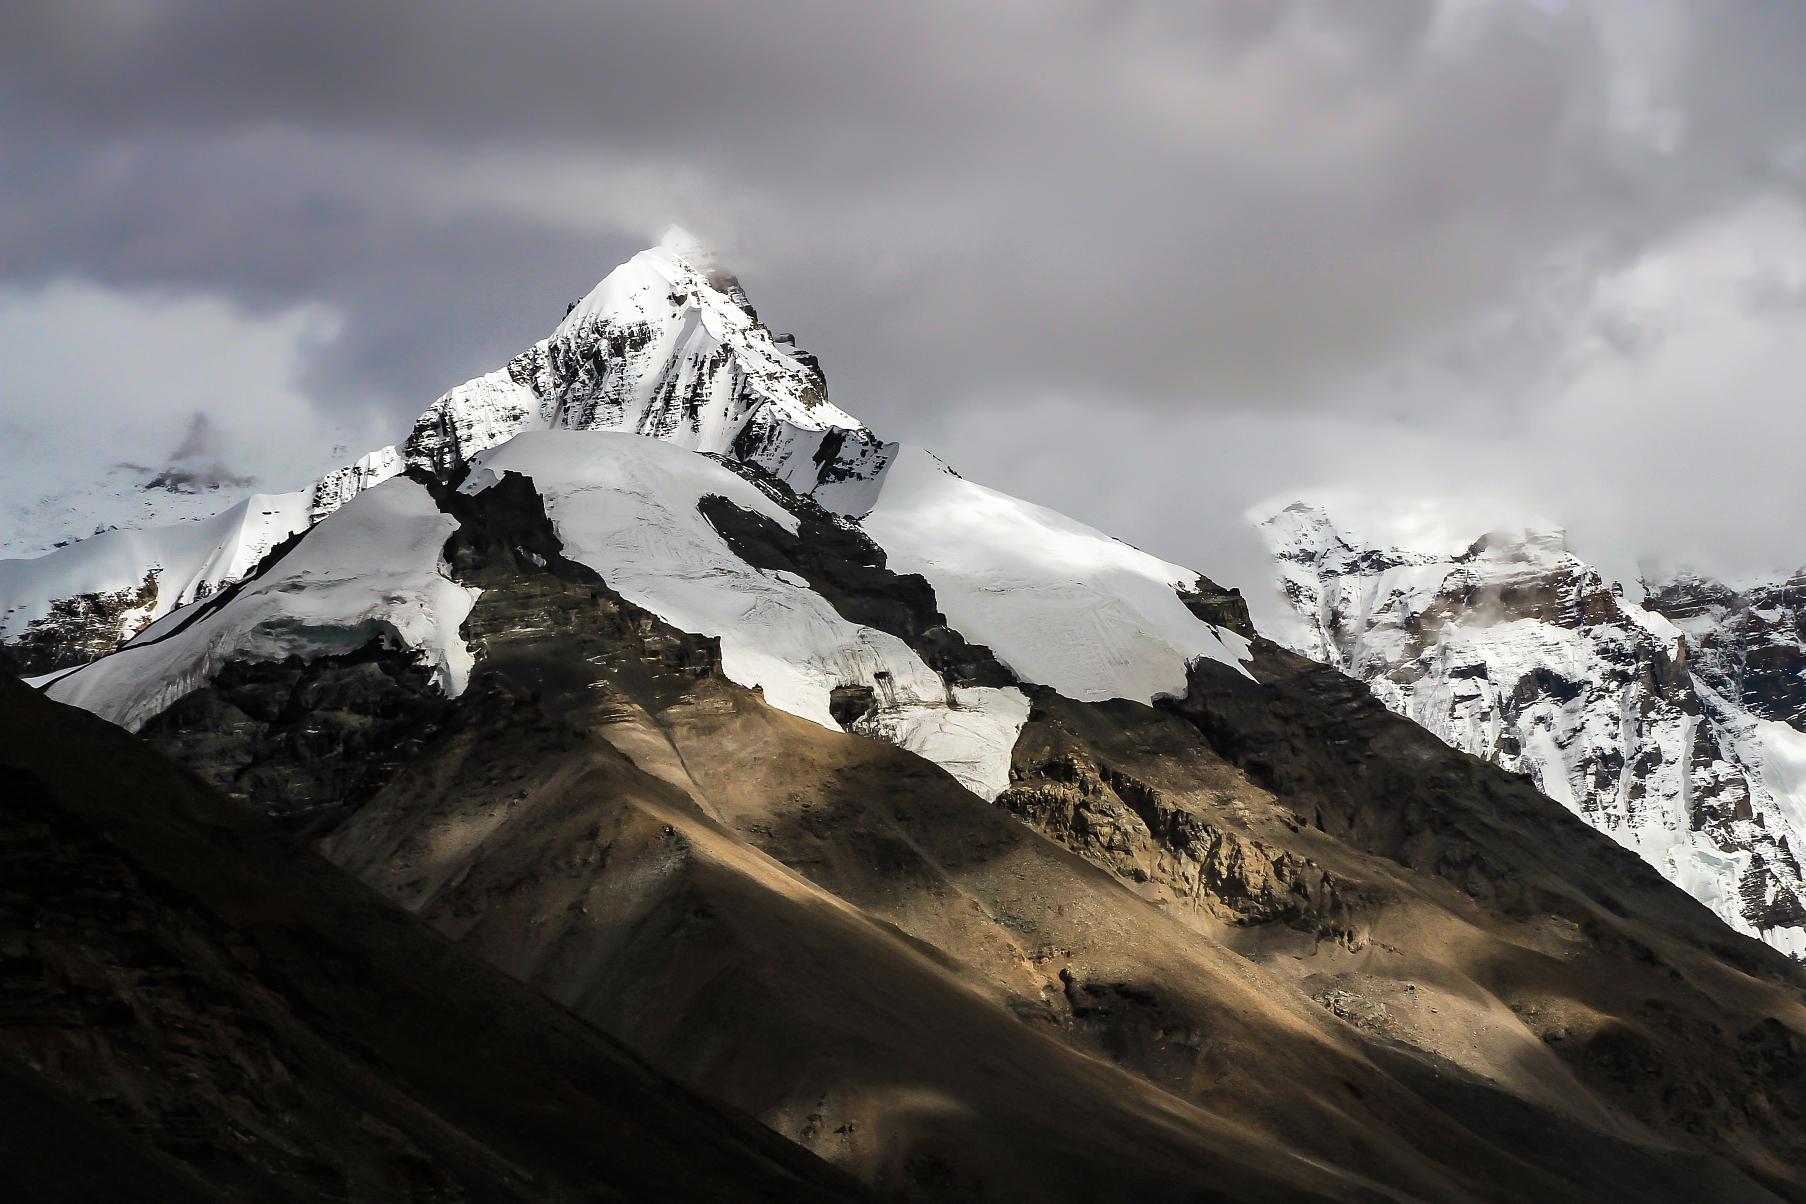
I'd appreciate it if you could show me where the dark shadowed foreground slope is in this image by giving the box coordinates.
[0,674,864,1203]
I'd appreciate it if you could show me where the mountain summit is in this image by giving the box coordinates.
[654,221,715,265]
[314,226,896,520]
[2,233,896,672]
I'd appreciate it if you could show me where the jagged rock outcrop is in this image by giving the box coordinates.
[324,226,896,521]
[4,569,159,675]
[1647,568,1806,730]
[999,744,1365,950]
[1262,502,1806,957]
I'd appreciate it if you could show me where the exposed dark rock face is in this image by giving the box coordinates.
[436,470,725,710]
[137,471,724,837]
[1177,575,1257,640]
[1648,568,1806,730]
[3,570,159,676]
[135,642,450,834]
[999,740,1363,949]
[0,676,867,1203]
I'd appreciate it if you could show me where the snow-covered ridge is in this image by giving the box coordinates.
[865,448,1253,702]
[45,478,476,734]
[1263,502,1806,958]
[1,491,312,671]
[32,233,1256,804]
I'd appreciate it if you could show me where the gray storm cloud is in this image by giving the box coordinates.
[4,0,1805,601]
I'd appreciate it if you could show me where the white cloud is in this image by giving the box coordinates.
[0,281,367,505]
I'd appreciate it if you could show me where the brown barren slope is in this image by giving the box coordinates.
[134,472,1806,1201]
[0,674,866,1203]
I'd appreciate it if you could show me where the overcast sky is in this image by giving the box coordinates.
[5,0,1806,620]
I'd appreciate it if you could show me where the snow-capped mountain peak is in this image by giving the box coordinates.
[26,235,1255,805]
[342,229,897,518]
[8,234,898,674]
[1262,500,1806,958]
[130,413,254,497]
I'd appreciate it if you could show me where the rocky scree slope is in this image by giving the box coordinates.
[1263,503,1806,959]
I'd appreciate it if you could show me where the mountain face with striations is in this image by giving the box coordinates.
[19,238,1806,1200]
[1646,568,1806,732]
[1262,502,1806,960]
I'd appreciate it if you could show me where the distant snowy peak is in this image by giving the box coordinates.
[130,413,254,496]
[1261,501,1806,958]
[2,414,262,562]
[1264,501,1364,566]
[322,227,896,521]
